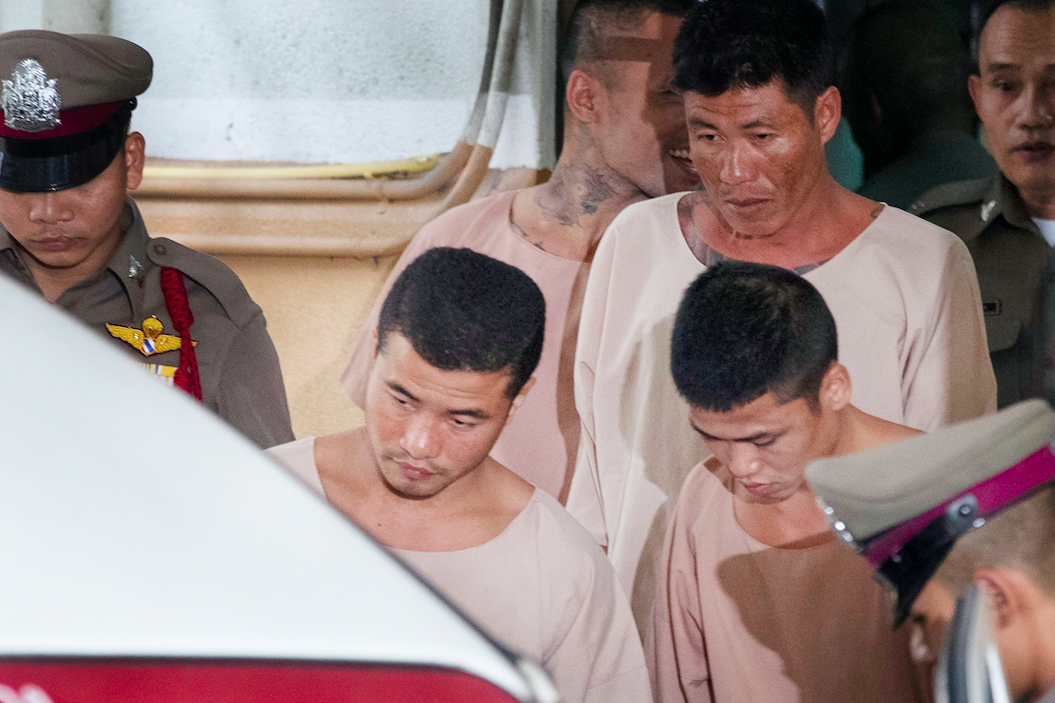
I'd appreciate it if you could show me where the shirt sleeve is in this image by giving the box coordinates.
[645,497,713,703]
[543,545,653,703]
[565,230,617,547]
[211,309,295,449]
[902,237,997,430]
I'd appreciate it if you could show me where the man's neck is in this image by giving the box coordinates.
[734,487,832,549]
[314,429,532,553]
[733,406,920,548]
[683,174,878,271]
[510,136,649,262]
[1029,600,1055,703]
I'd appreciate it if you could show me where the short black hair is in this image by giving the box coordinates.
[673,0,833,111]
[671,261,838,412]
[560,0,693,87]
[979,0,1055,51]
[377,247,545,399]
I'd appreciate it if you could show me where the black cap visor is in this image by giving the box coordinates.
[872,494,982,628]
[0,107,131,193]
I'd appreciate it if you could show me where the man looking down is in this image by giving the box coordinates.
[270,248,650,703]
[0,30,293,448]
[647,262,922,703]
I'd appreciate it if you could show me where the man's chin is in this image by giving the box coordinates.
[23,249,90,271]
[1010,168,1055,201]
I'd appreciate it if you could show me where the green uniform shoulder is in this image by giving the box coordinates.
[145,237,261,328]
[906,175,993,218]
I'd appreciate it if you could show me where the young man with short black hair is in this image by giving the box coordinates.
[270,248,649,703]
[647,261,922,703]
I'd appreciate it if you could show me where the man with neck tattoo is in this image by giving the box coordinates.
[567,0,996,631]
[270,249,650,703]
[342,0,697,504]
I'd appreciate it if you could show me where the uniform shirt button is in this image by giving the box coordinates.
[153,243,167,256]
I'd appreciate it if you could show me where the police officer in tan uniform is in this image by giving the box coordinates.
[910,0,1055,409]
[0,30,294,448]
[808,399,1055,702]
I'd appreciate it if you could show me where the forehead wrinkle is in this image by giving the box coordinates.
[741,118,777,130]
[688,116,716,129]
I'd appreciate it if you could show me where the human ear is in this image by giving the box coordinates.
[815,86,842,146]
[819,363,852,412]
[976,570,1021,630]
[566,69,605,125]
[123,132,146,190]
[505,376,536,427]
[968,74,982,114]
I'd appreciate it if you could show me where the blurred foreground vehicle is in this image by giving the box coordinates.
[0,274,558,703]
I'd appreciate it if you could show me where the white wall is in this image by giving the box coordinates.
[0,0,555,168]
[111,0,492,164]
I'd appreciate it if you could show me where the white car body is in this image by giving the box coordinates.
[0,274,558,703]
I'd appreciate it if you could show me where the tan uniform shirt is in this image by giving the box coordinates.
[0,198,294,448]
[910,173,1054,408]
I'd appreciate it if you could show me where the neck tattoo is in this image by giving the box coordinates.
[510,217,546,251]
[681,194,830,274]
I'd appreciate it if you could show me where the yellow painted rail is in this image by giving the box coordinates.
[142,154,441,181]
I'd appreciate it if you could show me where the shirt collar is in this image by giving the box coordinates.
[104,197,151,320]
[984,174,1040,235]
[0,224,16,255]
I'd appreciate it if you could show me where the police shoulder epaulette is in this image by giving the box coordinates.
[145,237,261,328]
[906,176,993,217]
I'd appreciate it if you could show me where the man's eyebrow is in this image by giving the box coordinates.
[984,62,1021,73]
[690,423,777,443]
[385,381,419,402]
[448,408,492,420]
[386,380,492,420]
[741,119,776,130]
